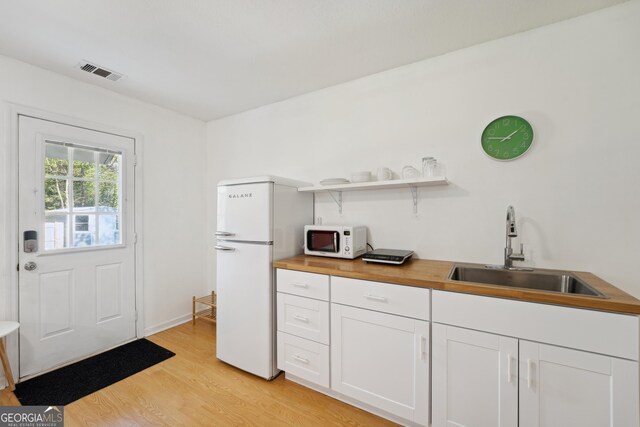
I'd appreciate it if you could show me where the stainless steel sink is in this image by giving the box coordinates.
[448,264,606,298]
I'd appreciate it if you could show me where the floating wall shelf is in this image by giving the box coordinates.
[298,176,449,214]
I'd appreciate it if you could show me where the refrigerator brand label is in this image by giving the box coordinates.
[229,193,253,199]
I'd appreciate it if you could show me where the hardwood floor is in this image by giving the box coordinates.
[0,321,395,426]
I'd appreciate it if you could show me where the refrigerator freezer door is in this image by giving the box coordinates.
[216,241,277,379]
[217,182,273,242]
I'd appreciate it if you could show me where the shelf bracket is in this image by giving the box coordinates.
[328,190,343,214]
[409,185,418,214]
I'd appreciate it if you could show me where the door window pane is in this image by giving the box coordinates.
[44,179,69,211]
[73,214,96,247]
[99,215,121,245]
[72,148,96,179]
[44,144,69,176]
[43,141,124,251]
[98,182,119,211]
[44,215,68,250]
[98,152,120,179]
[73,180,95,209]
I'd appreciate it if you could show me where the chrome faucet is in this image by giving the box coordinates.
[504,205,526,269]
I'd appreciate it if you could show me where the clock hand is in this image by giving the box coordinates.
[499,125,525,142]
[487,137,511,140]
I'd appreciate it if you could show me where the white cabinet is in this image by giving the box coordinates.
[276,269,430,426]
[331,304,429,425]
[520,340,638,427]
[432,324,517,427]
[432,290,640,427]
[433,324,639,427]
[276,270,330,388]
[276,271,640,427]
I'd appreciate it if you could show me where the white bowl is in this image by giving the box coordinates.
[351,171,371,183]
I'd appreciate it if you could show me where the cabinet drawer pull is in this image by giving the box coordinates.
[365,294,387,302]
[293,314,309,323]
[507,353,514,384]
[292,283,309,289]
[293,354,309,364]
[527,359,533,389]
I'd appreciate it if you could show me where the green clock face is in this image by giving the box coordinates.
[481,115,534,161]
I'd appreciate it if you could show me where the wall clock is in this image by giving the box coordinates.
[481,115,534,161]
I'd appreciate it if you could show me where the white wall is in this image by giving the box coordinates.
[0,54,208,334]
[206,1,640,297]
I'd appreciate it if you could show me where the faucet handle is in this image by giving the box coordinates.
[510,243,526,261]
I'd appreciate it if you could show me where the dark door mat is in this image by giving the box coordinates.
[14,338,175,406]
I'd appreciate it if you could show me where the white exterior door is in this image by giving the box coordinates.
[18,116,137,378]
[432,324,518,427]
[519,340,639,427]
[331,304,429,425]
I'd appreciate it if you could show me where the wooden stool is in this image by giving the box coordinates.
[0,321,19,392]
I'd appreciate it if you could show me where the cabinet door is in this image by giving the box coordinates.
[331,304,429,425]
[520,341,639,427]
[432,323,518,427]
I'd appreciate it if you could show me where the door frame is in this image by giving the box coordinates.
[1,102,145,383]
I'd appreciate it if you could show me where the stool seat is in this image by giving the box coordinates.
[0,321,19,338]
[0,321,19,392]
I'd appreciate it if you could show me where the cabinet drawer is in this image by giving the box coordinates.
[277,332,330,388]
[277,269,329,301]
[331,276,429,320]
[277,293,330,344]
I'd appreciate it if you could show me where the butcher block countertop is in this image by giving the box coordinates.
[273,256,640,315]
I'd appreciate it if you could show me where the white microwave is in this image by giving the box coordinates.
[304,225,367,259]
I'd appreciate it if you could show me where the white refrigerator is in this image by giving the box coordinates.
[215,176,313,379]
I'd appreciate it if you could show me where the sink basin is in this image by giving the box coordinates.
[448,264,606,298]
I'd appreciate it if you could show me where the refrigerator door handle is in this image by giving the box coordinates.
[215,245,236,251]
[215,231,236,237]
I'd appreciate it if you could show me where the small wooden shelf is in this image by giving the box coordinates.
[193,291,217,324]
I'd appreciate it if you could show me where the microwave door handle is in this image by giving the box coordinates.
[334,232,338,252]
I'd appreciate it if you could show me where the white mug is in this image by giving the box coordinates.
[377,167,392,181]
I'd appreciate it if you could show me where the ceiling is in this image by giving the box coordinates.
[0,0,629,121]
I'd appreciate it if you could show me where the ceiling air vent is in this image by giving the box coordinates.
[77,60,125,82]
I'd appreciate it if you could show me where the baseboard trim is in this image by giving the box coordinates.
[144,313,192,336]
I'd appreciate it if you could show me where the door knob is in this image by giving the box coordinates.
[24,261,37,271]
